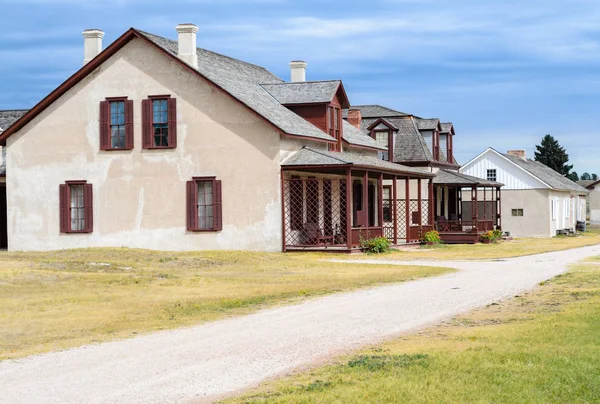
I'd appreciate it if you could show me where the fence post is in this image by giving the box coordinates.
[393,176,398,245]
[346,168,352,249]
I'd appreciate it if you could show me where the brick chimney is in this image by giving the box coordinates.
[289,60,307,82]
[507,149,526,159]
[176,23,199,68]
[82,29,104,65]
[347,108,362,130]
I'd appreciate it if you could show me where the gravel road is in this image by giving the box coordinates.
[2,245,599,403]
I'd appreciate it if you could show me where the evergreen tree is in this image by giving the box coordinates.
[534,134,573,176]
[593,174,598,181]
[581,172,591,181]
[567,171,579,181]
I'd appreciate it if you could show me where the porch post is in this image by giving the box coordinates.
[281,169,286,252]
[417,178,422,237]
[483,186,487,229]
[405,177,410,243]
[428,178,434,228]
[471,186,478,233]
[346,168,352,249]
[496,186,502,230]
[363,171,369,234]
[393,176,398,244]
[378,173,384,228]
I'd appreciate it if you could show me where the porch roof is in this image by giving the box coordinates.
[282,147,434,178]
[433,169,503,187]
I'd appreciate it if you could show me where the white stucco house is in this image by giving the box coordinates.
[578,179,600,225]
[0,24,442,252]
[460,148,588,237]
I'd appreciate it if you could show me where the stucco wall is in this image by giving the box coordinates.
[501,189,551,237]
[7,38,284,251]
[588,187,600,225]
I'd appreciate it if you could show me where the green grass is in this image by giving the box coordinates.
[0,248,451,360]
[231,261,600,403]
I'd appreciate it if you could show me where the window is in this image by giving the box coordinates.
[99,97,133,150]
[383,186,392,222]
[374,131,390,161]
[59,181,93,233]
[565,198,571,219]
[511,209,524,217]
[552,197,559,220]
[186,177,222,231]
[143,96,177,149]
[487,169,497,182]
[328,105,341,152]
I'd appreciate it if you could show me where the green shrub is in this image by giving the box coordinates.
[360,236,391,254]
[423,230,441,244]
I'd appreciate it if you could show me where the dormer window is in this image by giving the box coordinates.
[374,130,391,161]
[328,105,342,152]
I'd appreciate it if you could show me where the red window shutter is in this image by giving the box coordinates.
[142,99,152,149]
[59,184,69,233]
[167,97,177,148]
[213,180,222,231]
[99,101,110,150]
[84,183,93,233]
[125,99,134,150]
[186,180,197,231]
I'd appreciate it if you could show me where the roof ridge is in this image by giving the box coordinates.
[135,29,275,74]
[261,80,341,86]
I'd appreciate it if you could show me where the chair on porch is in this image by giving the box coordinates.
[303,223,334,247]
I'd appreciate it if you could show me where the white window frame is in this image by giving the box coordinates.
[552,197,559,220]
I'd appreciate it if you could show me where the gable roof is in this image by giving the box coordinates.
[0,110,28,132]
[342,120,386,150]
[342,105,410,119]
[260,80,348,106]
[282,147,434,177]
[366,118,398,131]
[578,179,600,189]
[0,28,335,145]
[499,152,587,193]
[440,122,454,134]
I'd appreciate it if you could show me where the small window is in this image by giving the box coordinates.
[143,96,177,149]
[187,177,222,231]
[487,169,497,182]
[328,105,341,152]
[99,97,133,150]
[374,131,390,161]
[511,209,524,217]
[59,181,93,233]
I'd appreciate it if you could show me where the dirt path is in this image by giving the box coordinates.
[2,245,599,404]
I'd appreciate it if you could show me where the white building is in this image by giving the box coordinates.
[460,148,587,237]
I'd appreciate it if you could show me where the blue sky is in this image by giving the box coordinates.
[0,0,599,174]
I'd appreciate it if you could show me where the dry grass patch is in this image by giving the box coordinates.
[232,261,600,403]
[0,248,451,360]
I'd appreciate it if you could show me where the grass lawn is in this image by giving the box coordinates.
[0,248,451,361]
[339,230,600,261]
[232,260,600,403]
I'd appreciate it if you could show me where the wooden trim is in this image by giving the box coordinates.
[405,177,410,243]
[99,100,110,151]
[60,180,93,234]
[392,176,398,244]
[0,28,331,146]
[281,171,286,252]
[362,172,369,228]
[378,173,383,227]
[187,176,222,232]
[418,178,422,231]
[366,117,396,131]
[346,168,353,249]
[428,179,434,226]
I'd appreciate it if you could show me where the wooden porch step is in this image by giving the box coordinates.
[439,232,479,244]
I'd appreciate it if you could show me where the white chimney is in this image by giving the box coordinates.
[290,60,307,82]
[82,29,104,65]
[176,23,199,69]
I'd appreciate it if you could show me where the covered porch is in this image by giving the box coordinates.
[281,148,434,252]
[433,170,503,244]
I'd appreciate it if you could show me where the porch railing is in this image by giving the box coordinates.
[435,220,495,233]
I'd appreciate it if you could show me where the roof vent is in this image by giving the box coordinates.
[176,23,199,69]
[507,150,526,160]
[289,60,307,82]
[82,29,104,66]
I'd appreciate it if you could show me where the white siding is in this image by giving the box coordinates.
[421,131,433,154]
[439,134,447,161]
[460,149,548,190]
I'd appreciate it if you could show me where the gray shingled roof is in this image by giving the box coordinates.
[440,122,453,133]
[0,110,28,132]
[577,180,600,189]
[433,169,502,187]
[342,105,410,119]
[282,147,434,177]
[137,30,334,142]
[342,120,386,150]
[416,118,440,131]
[261,81,341,105]
[501,152,588,193]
